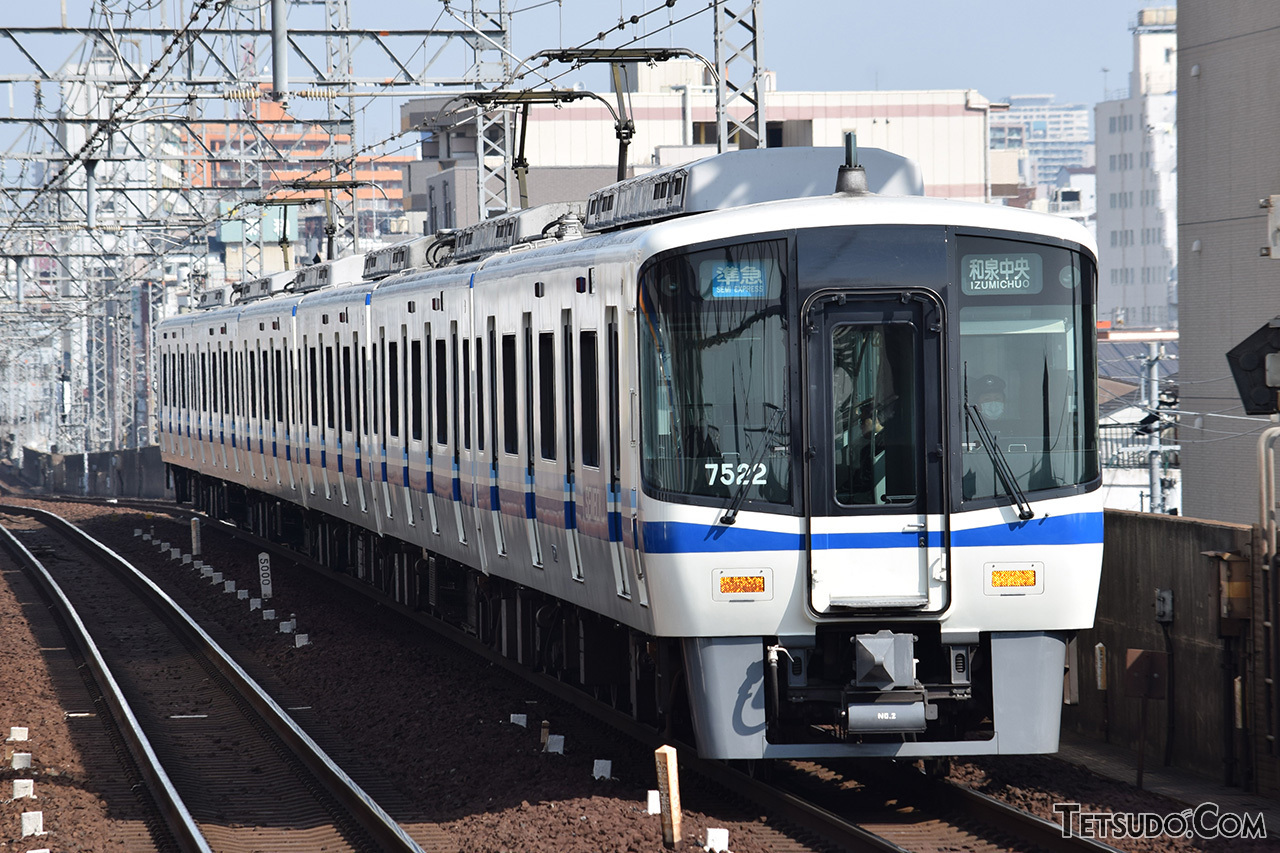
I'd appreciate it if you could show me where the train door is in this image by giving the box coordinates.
[803,292,948,613]
[197,348,208,466]
[219,348,231,471]
[485,321,506,556]
[348,334,366,511]
[452,321,472,547]
[468,330,488,570]
[419,324,438,533]
[394,325,412,526]
[270,343,284,486]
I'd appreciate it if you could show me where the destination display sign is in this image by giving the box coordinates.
[961,252,1043,295]
[700,259,778,299]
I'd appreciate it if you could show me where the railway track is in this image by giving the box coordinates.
[158,502,1121,853]
[4,495,1130,852]
[0,503,427,853]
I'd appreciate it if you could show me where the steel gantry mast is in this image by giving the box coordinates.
[714,0,767,151]
[443,0,516,221]
[0,0,509,460]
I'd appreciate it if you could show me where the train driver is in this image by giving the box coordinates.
[974,374,1006,422]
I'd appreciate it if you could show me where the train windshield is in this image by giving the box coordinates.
[638,239,792,508]
[957,235,1099,501]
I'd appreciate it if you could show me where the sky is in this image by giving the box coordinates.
[482,0,1160,107]
[0,0,1167,153]
[346,0,1163,146]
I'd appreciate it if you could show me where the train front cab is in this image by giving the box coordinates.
[637,223,1102,759]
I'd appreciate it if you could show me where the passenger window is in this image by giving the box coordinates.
[373,340,381,434]
[249,348,258,419]
[475,337,484,452]
[342,346,353,432]
[308,346,319,428]
[261,350,271,422]
[435,338,448,445]
[580,331,600,468]
[411,339,423,441]
[325,346,336,429]
[524,320,534,469]
[388,340,399,437]
[562,315,573,466]
[539,331,555,460]
[359,343,368,436]
[503,333,518,454]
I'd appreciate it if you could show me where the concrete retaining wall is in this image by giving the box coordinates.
[19,445,169,499]
[1064,510,1255,789]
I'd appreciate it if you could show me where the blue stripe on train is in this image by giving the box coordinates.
[640,512,1103,555]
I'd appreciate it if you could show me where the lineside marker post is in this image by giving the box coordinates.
[190,518,201,557]
[258,552,273,600]
[21,810,44,837]
[653,744,682,847]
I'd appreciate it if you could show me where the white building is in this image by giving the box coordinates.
[1094,7,1178,330]
[1044,166,1097,238]
[402,62,1003,228]
[991,94,1095,195]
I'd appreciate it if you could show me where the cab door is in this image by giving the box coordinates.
[804,291,948,612]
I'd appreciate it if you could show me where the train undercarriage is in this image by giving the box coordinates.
[175,467,1034,759]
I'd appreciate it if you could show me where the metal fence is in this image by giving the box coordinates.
[1101,422,1179,469]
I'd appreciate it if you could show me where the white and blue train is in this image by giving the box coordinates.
[158,146,1102,759]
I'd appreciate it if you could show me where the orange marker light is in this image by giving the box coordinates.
[719,575,766,595]
[990,569,1037,588]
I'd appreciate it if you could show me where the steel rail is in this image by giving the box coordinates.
[12,494,1126,853]
[939,779,1124,853]
[0,503,427,853]
[0,515,212,853]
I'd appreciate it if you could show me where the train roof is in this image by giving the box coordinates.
[175,147,1096,320]
[638,190,1099,259]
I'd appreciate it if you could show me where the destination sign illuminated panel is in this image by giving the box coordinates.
[961,253,1043,295]
[704,260,770,298]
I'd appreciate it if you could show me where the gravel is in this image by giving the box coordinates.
[2,496,1274,852]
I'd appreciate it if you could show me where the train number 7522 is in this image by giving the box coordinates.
[705,463,768,486]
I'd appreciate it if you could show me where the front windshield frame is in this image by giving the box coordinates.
[637,236,798,516]
[952,229,1100,510]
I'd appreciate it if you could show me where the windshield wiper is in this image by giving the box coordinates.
[720,403,785,526]
[965,403,1035,521]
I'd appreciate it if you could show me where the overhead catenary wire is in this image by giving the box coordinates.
[0,0,726,450]
[0,0,223,253]
[259,0,708,201]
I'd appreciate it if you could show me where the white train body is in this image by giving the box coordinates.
[159,148,1102,759]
